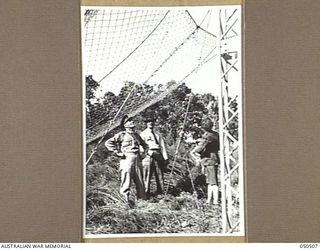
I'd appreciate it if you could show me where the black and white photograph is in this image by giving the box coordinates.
[81,5,244,237]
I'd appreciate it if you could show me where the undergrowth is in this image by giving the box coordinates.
[85,155,230,235]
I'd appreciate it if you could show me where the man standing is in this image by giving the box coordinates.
[105,115,147,205]
[140,117,168,197]
[190,119,220,205]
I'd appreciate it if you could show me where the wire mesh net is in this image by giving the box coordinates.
[83,9,217,144]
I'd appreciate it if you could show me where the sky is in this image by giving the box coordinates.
[82,6,241,98]
[186,7,241,96]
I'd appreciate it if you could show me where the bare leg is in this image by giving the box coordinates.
[212,184,219,205]
[207,184,213,203]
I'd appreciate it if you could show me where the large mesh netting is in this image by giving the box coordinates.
[82,9,217,144]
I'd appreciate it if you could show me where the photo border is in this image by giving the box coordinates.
[80,1,245,243]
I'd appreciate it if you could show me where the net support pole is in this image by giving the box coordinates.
[218,8,241,233]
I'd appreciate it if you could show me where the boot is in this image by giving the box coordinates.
[124,193,134,208]
[124,193,130,202]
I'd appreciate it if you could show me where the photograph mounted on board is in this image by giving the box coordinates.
[81,5,244,237]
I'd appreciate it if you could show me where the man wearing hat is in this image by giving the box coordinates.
[105,115,147,204]
[140,116,168,197]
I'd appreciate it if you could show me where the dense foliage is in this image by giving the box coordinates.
[85,80,240,235]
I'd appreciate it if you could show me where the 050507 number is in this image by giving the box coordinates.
[300,244,318,248]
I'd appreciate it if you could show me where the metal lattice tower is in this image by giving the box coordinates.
[218,8,243,233]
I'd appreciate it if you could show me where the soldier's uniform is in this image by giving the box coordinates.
[190,120,220,204]
[105,123,147,201]
[197,131,219,175]
[140,127,168,195]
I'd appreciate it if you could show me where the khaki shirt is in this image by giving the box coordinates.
[105,131,147,155]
